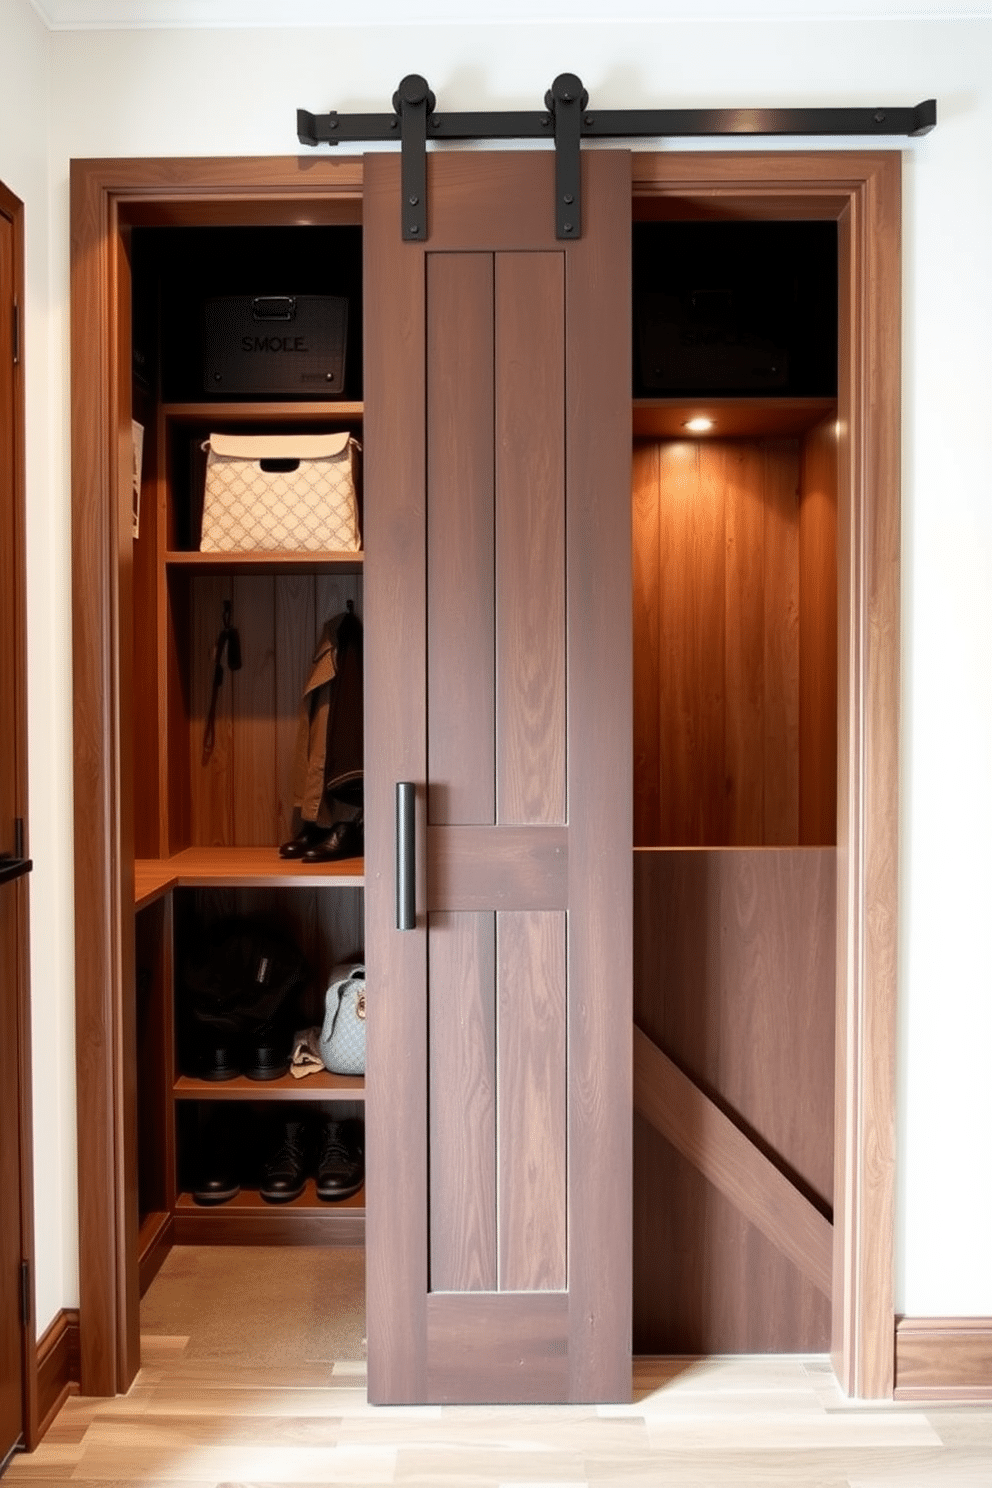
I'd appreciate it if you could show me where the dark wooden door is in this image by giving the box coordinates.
[363,150,633,1404]
[0,187,29,1465]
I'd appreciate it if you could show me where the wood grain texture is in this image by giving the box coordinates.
[427,825,567,911]
[429,913,497,1293]
[495,253,566,827]
[231,575,276,846]
[497,912,566,1292]
[70,158,137,1396]
[895,1318,992,1400]
[761,441,801,844]
[273,575,315,846]
[134,899,172,1225]
[633,1027,832,1298]
[33,1310,80,1446]
[562,149,633,1404]
[723,443,765,844]
[130,374,161,861]
[25,1289,987,1481]
[188,574,235,845]
[426,1293,569,1405]
[634,847,835,1205]
[426,253,495,828]
[633,1113,832,1356]
[0,182,37,1452]
[363,152,430,1405]
[656,439,726,845]
[632,441,661,846]
[829,154,902,1400]
[633,846,836,1354]
[365,148,632,1405]
[633,436,814,847]
[799,416,839,844]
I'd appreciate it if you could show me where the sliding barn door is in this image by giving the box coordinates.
[364,150,632,1404]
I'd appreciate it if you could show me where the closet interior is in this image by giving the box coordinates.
[130,220,368,1283]
[126,199,840,1352]
[630,218,839,1354]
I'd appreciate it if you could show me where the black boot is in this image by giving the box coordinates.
[192,1107,241,1206]
[259,1119,310,1203]
[315,1117,364,1202]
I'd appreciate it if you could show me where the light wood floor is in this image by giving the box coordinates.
[11,1247,992,1486]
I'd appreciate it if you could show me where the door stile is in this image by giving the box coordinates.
[363,158,430,1406]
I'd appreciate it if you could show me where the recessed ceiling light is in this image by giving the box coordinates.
[684,417,714,433]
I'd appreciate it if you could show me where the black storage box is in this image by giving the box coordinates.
[203,294,348,397]
[632,221,837,399]
[637,290,789,394]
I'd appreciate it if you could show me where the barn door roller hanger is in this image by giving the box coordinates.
[298,74,936,242]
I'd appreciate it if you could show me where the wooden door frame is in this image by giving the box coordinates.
[70,148,900,1400]
[0,176,39,1451]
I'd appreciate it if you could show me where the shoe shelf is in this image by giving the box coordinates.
[135,847,364,908]
[174,1071,364,1101]
[172,1183,365,1247]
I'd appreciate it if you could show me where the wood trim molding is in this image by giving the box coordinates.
[1,176,39,1454]
[35,1310,80,1442]
[895,1318,992,1401]
[633,1027,832,1297]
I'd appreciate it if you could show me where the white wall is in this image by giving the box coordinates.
[0,0,81,1337]
[21,12,992,1326]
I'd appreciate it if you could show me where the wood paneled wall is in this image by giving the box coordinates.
[149,572,362,856]
[633,422,837,847]
[633,846,835,1354]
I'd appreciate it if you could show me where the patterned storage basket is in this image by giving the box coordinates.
[199,431,361,553]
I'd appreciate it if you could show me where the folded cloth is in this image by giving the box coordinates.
[290,1026,324,1079]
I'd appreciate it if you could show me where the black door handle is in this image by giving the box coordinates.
[395,782,416,930]
[0,856,32,887]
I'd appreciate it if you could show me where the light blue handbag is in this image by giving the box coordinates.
[319,963,366,1075]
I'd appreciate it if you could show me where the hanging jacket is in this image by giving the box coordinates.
[292,605,363,826]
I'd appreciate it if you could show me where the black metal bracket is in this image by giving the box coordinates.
[393,74,436,241]
[546,73,587,239]
[298,77,937,243]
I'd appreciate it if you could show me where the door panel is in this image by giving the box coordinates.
[365,149,632,1404]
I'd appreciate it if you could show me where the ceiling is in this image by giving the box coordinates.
[27,0,992,29]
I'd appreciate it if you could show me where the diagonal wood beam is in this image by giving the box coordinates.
[633,1025,832,1297]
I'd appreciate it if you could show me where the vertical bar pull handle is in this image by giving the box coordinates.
[396,782,416,930]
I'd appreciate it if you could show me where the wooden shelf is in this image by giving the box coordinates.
[162,401,363,422]
[164,549,363,574]
[174,1071,364,1102]
[633,396,836,439]
[171,1181,365,1246]
[135,846,364,907]
[175,1180,364,1213]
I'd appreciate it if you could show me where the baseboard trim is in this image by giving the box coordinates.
[35,1308,80,1439]
[894,1316,992,1400]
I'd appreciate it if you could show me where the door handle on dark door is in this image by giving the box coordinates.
[0,857,32,888]
[395,782,416,930]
